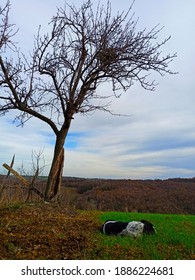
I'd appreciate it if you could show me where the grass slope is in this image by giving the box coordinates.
[0,203,194,260]
[98,212,195,259]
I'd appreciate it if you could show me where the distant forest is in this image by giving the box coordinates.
[61,177,195,214]
[1,175,195,214]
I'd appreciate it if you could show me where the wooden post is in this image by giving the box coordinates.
[2,163,30,187]
[6,154,15,178]
[0,155,16,200]
[2,162,44,200]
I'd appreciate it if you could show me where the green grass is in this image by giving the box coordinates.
[95,211,195,259]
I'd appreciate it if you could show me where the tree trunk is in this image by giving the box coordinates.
[44,129,68,201]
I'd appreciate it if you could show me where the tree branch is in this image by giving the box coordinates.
[0,0,177,128]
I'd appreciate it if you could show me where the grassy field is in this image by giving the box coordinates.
[98,211,195,259]
[0,203,194,259]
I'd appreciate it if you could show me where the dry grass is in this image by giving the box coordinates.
[0,203,100,260]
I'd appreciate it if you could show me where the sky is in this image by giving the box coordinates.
[0,0,195,179]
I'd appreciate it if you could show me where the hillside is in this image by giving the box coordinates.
[0,175,195,214]
[0,203,194,260]
[61,177,195,214]
[0,175,194,260]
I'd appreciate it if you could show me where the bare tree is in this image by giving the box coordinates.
[0,1,177,201]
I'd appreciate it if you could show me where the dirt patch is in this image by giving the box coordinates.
[0,203,100,260]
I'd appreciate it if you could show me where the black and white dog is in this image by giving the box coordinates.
[101,220,156,238]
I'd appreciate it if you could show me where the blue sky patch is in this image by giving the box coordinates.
[65,131,87,150]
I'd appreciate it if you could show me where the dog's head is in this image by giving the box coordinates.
[141,220,156,235]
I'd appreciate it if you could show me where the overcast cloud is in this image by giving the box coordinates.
[0,0,195,179]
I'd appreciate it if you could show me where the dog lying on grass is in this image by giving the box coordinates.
[101,220,156,238]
